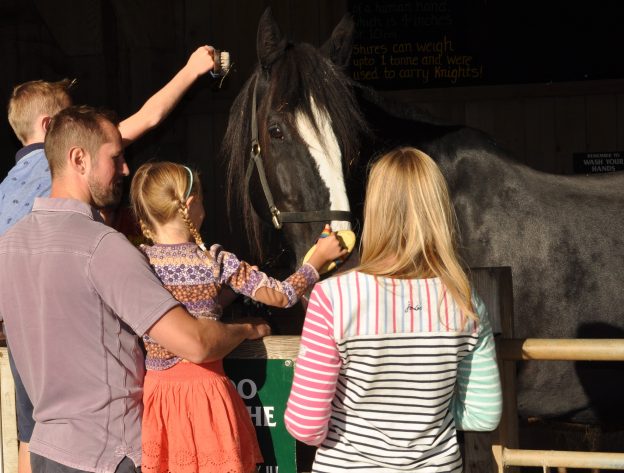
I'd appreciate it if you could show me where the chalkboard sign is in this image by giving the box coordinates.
[349,0,624,89]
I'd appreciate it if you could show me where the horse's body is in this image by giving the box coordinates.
[223,9,624,424]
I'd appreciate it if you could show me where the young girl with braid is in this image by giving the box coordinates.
[130,161,346,473]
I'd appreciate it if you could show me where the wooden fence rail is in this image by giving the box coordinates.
[491,338,624,472]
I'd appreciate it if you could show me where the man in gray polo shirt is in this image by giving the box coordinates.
[0,105,270,473]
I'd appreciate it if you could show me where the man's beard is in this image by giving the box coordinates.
[89,176,123,209]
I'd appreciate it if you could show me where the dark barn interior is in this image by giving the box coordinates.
[1,1,624,471]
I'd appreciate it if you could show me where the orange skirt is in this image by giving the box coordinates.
[142,361,263,473]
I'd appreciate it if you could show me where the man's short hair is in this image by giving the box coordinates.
[45,105,119,178]
[7,79,75,144]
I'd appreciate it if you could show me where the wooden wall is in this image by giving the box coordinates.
[381,80,624,175]
[1,0,623,251]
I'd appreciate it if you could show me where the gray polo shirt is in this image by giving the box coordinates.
[0,198,180,473]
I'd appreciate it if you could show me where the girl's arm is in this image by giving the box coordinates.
[212,234,346,308]
[450,295,503,431]
[118,46,215,146]
[284,284,340,445]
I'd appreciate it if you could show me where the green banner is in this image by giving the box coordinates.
[224,358,296,473]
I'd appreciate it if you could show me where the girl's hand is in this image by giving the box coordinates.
[306,232,349,272]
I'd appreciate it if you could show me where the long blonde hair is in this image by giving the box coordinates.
[130,161,205,249]
[357,147,476,320]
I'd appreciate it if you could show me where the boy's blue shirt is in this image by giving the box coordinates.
[0,143,51,236]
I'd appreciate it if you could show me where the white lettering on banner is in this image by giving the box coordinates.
[233,378,257,399]
[247,406,277,427]
[257,466,279,472]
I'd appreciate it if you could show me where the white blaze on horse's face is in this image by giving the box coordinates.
[295,97,351,231]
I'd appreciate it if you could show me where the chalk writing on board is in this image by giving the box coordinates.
[349,0,485,88]
[352,36,482,85]
[349,0,624,89]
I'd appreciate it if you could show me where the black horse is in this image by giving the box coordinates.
[222,9,624,425]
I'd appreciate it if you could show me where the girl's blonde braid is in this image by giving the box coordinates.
[138,218,157,244]
[178,200,206,251]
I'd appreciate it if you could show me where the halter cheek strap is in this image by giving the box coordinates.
[246,76,351,230]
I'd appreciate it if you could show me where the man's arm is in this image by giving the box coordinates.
[147,306,271,364]
[118,45,215,146]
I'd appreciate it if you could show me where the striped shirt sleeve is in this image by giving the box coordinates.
[451,295,503,431]
[285,283,340,446]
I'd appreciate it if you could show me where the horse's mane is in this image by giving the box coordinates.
[222,41,368,260]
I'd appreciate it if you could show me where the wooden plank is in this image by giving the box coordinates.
[504,448,624,469]
[586,94,618,151]
[554,96,586,174]
[524,98,556,172]
[0,348,18,473]
[465,100,526,165]
[417,101,467,125]
[499,339,624,361]
[489,99,525,164]
[465,100,496,139]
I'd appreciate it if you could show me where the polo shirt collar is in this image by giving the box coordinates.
[15,142,45,164]
[33,197,104,222]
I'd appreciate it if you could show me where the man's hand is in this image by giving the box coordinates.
[247,321,271,340]
[233,316,271,340]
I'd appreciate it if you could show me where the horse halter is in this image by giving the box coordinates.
[245,76,351,230]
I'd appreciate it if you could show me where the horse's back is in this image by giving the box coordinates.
[436,129,624,422]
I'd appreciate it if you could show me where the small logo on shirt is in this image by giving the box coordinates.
[405,303,422,313]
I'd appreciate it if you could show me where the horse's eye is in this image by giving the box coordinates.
[269,125,284,140]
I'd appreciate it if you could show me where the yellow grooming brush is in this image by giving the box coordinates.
[302,224,356,274]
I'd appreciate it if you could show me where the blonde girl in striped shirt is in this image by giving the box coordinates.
[285,147,502,472]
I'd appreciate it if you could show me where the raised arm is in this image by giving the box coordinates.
[450,295,503,431]
[147,305,270,364]
[118,45,215,145]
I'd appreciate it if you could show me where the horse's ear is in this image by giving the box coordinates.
[321,14,354,68]
[257,7,287,70]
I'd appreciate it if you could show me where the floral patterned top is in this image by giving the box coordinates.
[140,242,319,370]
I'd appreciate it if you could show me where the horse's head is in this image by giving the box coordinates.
[223,8,367,268]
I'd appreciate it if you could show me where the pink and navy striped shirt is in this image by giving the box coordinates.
[285,271,502,472]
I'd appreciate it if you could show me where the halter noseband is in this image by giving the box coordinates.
[245,76,351,230]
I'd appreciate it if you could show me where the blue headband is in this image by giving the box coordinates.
[183,166,194,200]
